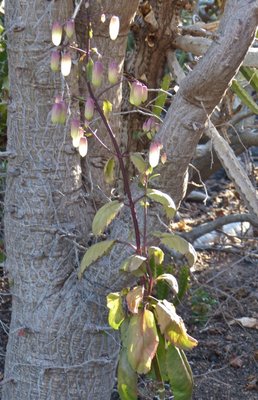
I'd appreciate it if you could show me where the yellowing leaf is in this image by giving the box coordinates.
[155,300,198,350]
[127,310,159,374]
[159,233,197,266]
[118,348,138,400]
[126,286,144,314]
[104,157,115,184]
[147,189,176,218]
[149,246,164,265]
[106,292,125,330]
[166,345,193,400]
[103,100,113,119]
[78,240,116,279]
[156,273,179,294]
[130,153,147,174]
[92,200,124,235]
[120,254,147,273]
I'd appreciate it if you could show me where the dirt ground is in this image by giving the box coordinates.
[1,172,258,400]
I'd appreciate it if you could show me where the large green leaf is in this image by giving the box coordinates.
[147,189,176,218]
[92,200,124,235]
[158,233,197,267]
[155,300,198,350]
[106,292,125,330]
[231,79,258,114]
[166,345,193,400]
[118,348,138,400]
[78,240,115,279]
[120,254,147,273]
[127,310,159,374]
[104,157,115,184]
[130,152,147,174]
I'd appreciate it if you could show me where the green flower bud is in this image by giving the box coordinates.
[92,61,103,87]
[84,97,94,120]
[108,61,119,84]
[64,19,75,39]
[50,50,60,72]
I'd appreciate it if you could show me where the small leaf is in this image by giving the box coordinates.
[127,310,159,374]
[231,79,258,114]
[240,66,258,92]
[106,292,125,330]
[104,158,115,184]
[155,300,198,350]
[153,74,172,117]
[126,286,144,314]
[149,246,164,265]
[78,240,116,279]
[166,345,193,400]
[156,273,178,295]
[92,200,124,235]
[159,233,197,266]
[118,348,138,400]
[147,189,176,218]
[121,254,147,273]
[103,100,112,119]
[130,152,147,174]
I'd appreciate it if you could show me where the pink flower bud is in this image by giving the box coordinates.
[52,21,62,46]
[141,84,148,103]
[70,118,80,139]
[108,61,119,84]
[73,127,84,148]
[64,19,75,39]
[109,16,120,40]
[149,141,163,168]
[143,117,159,134]
[79,136,88,157]
[50,50,60,72]
[51,99,67,125]
[61,52,72,77]
[130,81,145,106]
[92,61,103,88]
[84,97,94,120]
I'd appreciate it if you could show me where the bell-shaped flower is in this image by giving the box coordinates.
[143,117,159,134]
[84,97,94,120]
[70,118,80,139]
[92,61,103,88]
[52,21,62,46]
[73,127,84,148]
[130,81,147,106]
[64,19,75,39]
[149,141,163,168]
[109,16,120,40]
[50,50,60,72]
[61,52,72,77]
[51,97,67,125]
[108,61,119,85]
[79,136,88,157]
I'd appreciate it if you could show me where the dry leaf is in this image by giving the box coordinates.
[229,356,244,368]
[235,317,258,329]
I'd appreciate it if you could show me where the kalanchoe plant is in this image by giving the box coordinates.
[50,10,197,400]
[52,21,62,46]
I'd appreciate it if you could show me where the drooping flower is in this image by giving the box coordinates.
[73,127,84,148]
[70,118,80,139]
[51,97,67,125]
[79,136,88,157]
[52,21,62,46]
[109,16,120,40]
[130,81,148,106]
[84,97,95,120]
[108,61,119,85]
[100,13,106,23]
[149,141,163,168]
[143,117,159,134]
[61,52,72,77]
[50,50,60,72]
[64,19,75,39]
[92,61,103,87]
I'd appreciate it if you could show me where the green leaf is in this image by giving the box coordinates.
[240,66,258,92]
[153,74,172,117]
[104,157,115,184]
[155,300,198,350]
[127,309,159,374]
[78,240,116,279]
[120,254,147,273]
[118,348,138,400]
[103,100,112,119]
[156,273,178,295]
[106,292,125,330]
[149,246,164,265]
[159,233,197,267]
[130,152,147,174]
[166,345,193,400]
[147,189,176,218]
[86,58,94,82]
[174,266,190,305]
[92,200,124,235]
[231,79,258,114]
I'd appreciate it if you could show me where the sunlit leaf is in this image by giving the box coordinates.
[92,200,124,235]
[156,273,178,295]
[147,189,176,218]
[78,240,116,279]
[166,345,193,400]
[153,74,172,117]
[120,254,146,273]
[118,348,138,400]
[130,153,147,174]
[159,233,197,267]
[103,100,112,119]
[106,292,125,330]
[231,79,258,114]
[104,158,115,184]
[149,246,164,265]
[127,310,159,374]
[126,286,144,314]
[155,300,198,350]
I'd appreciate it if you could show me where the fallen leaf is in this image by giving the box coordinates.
[235,317,258,329]
[229,356,244,368]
